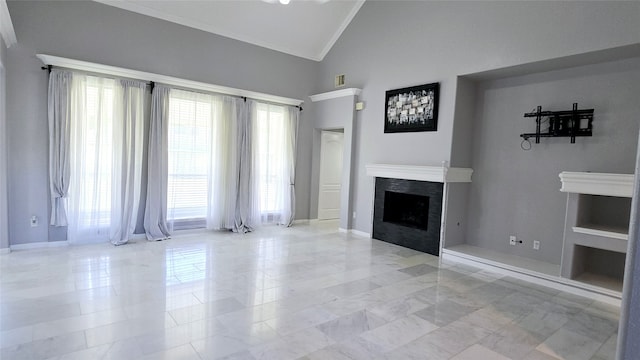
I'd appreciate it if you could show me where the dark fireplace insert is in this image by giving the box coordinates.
[383,191,430,231]
[373,177,443,256]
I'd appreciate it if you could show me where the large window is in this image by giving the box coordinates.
[62,73,147,244]
[166,90,236,231]
[68,76,116,239]
[47,65,298,244]
[251,102,296,226]
[254,103,286,214]
[167,90,212,227]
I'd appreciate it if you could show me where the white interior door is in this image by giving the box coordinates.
[318,130,344,220]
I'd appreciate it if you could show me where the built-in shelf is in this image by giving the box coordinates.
[574,272,623,293]
[572,225,628,241]
[560,171,631,293]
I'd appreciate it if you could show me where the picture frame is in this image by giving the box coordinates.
[384,82,439,133]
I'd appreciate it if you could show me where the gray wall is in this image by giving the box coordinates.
[318,1,640,234]
[5,1,318,244]
[0,36,8,250]
[465,58,640,264]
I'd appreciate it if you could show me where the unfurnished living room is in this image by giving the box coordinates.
[1,1,640,359]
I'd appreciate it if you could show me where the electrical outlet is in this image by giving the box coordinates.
[533,240,540,250]
[509,235,516,246]
[30,215,39,227]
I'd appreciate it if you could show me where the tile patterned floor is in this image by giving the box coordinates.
[0,221,619,359]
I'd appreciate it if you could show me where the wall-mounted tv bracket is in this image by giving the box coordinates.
[520,103,593,147]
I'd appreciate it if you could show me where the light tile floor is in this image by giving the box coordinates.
[0,221,619,359]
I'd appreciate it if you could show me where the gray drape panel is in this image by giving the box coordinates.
[48,70,73,226]
[144,85,171,240]
[285,106,300,227]
[111,79,147,245]
[233,100,253,233]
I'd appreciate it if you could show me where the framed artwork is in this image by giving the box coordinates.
[384,82,439,133]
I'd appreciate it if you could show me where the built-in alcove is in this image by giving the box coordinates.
[442,46,640,299]
[559,171,632,294]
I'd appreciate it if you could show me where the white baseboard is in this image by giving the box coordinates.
[442,250,621,306]
[293,219,321,225]
[338,227,371,238]
[350,229,371,238]
[10,241,70,251]
[0,247,10,254]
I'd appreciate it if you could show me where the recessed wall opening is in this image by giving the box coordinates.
[383,191,429,231]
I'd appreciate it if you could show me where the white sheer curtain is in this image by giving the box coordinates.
[166,89,240,231]
[206,96,241,230]
[66,74,146,244]
[249,101,299,226]
[110,79,147,245]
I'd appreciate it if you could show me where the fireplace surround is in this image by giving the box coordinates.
[373,178,443,255]
[366,164,473,256]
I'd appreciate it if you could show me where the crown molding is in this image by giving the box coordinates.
[309,88,362,102]
[0,0,17,47]
[317,0,366,61]
[37,54,304,106]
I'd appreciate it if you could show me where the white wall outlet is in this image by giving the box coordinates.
[509,235,516,245]
[30,215,39,227]
[352,211,356,219]
[533,240,540,250]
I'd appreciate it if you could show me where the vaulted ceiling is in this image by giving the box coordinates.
[94,0,366,61]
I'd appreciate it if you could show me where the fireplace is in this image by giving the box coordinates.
[383,191,430,231]
[373,177,443,256]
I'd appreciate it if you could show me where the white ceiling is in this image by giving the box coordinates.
[94,0,365,61]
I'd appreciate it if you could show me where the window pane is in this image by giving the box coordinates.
[167,92,212,223]
[256,104,286,214]
[78,78,114,228]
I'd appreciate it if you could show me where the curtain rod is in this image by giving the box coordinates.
[37,54,304,107]
[42,66,303,111]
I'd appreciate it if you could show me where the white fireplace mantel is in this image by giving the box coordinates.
[366,164,473,183]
